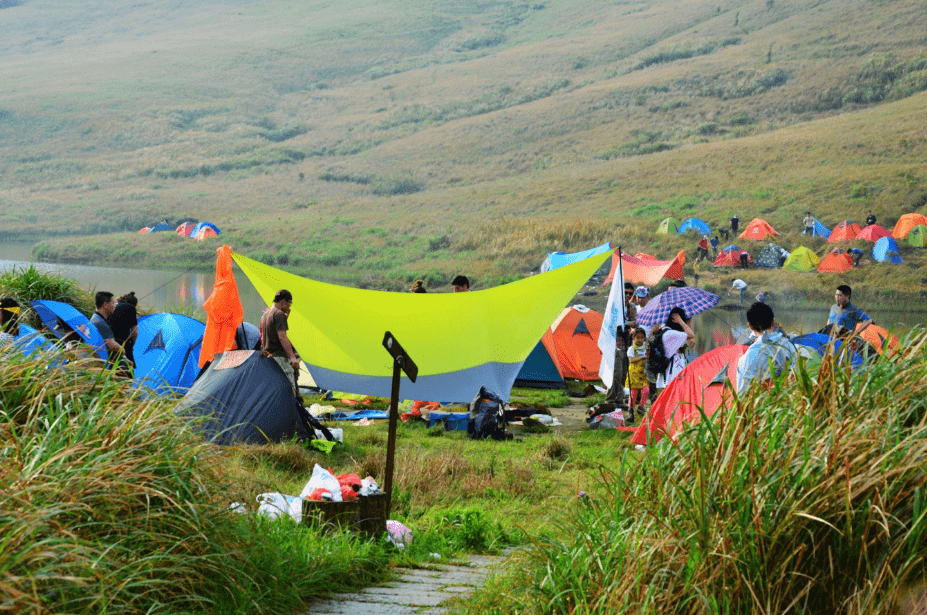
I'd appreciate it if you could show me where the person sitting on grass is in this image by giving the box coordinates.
[736,302,797,394]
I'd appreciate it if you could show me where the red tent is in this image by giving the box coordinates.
[195,227,218,241]
[739,218,778,241]
[138,227,150,234]
[602,250,685,287]
[623,345,746,445]
[547,307,604,380]
[817,249,854,273]
[176,222,195,237]
[828,221,862,242]
[713,249,753,267]
[856,224,891,242]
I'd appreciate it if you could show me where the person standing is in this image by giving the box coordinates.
[625,328,649,422]
[739,251,750,269]
[730,279,748,305]
[108,292,139,368]
[654,308,696,391]
[90,291,123,365]
[736,302,797,394]
[730,214,739,234]
[260,289,301,396]
[803,212,815,235]
[693,259,701,288]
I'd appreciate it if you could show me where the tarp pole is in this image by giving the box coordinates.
[384,357,401,515]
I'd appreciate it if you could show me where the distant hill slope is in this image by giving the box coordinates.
[2,0,926,286]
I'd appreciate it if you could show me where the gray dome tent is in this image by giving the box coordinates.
[178,350,314,445]
[756,243,785,268]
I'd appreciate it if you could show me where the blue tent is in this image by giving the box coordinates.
[134,313,206,394]
[721,245,741,253]
[14,324,56,358]
[191,221,221,237]
[677,218,712,236]
[30,300,107,360]
[792,333,862,368]
[514,338,565,389]
[809,218,831,239]
[147,223,173,233]
[540,242,612,273]
[872,237,903,264]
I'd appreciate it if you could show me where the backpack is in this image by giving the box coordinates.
[467,387,512,441]
[644,327,672,382]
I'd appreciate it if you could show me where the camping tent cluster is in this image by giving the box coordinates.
[139,221,221,240]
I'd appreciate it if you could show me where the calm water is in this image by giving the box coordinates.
[2,240,924,353]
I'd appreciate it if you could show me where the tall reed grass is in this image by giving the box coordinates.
[467,329,927,614]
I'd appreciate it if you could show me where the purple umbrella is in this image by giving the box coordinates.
[636,287,720,326]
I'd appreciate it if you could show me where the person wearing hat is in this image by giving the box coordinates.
[451,275,470,292]
[631,287,652,335]
[1,297,22,349]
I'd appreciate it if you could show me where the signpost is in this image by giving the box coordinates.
[381,331,418,515]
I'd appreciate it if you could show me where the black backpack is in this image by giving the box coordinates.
[645,327,673,382]
[467,387,511,440]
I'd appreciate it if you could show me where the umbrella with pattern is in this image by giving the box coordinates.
[635,286,720,326]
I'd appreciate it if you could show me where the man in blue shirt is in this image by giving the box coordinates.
[827,285,871,335]
[89,291,122,363]
[737,302,797,394]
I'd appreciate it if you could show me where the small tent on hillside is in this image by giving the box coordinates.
[176,222,195,237]
[808,218,831,238]
[828,221,862,243]
[626,344,746,446]
[677,218,711,236]
[656,218,681,234]
[892,213,927,239]
[138,227,150,234]
[177,350,311,445]
[713,249,752,267]
[194,226,218,241]
[906,224,927,247]
[30,300,107,361]
[756,243,785,268]
[739,218,778,241]
[134,313,206,395]
[817,249,854,273]
[548,306,604,380]
[147,223,172,233]
[782,246,820,272]
[872,237,903,264]
[513,330,565,389]
[540,242,613,273]
[191,221,221,237]
[856,224,891,242]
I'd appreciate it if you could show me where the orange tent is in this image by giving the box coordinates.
[138,227,150,234]
[855,323,900,355]
[547,306,604,380]
[713,249,752,267]
[817,249,854,273]
[892,213,927,239]
[199,245,245,367]
[739,218,778,241]
[195,227,218,241]
[828,221,862,242]
[624,344,746,446]
[176,222,195,237]
[602,250,685,287]
[856,224,891,242]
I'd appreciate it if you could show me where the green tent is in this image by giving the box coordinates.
[906,224,927,247]
[782,246,820,272]
[656,217,682,235]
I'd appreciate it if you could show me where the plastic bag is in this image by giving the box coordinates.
[256,492,303,523]
[299,464,343,502]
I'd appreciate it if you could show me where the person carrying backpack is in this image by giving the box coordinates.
[646,307,696,392]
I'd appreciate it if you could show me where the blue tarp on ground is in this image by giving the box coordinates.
[30,300,107,360]
[677,218,712,236]
[872,237,903,264]
[792,333,863,368]
[809,218,831,238]
[134,313,206,394]
[540,242,612,273]
[191,221,221,237]
[147,223,173,233]
[514,339,565,388]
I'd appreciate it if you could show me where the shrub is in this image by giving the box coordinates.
[370,172,423,196]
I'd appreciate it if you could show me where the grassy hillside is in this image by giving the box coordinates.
[2,0,927,290]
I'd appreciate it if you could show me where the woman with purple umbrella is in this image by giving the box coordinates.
[653,307,696,391]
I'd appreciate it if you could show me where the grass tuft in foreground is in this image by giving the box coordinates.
[466,329,927,614]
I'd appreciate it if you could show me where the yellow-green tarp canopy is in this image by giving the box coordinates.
[232,249,613,402]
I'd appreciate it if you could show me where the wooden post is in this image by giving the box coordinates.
[381,332,417,518]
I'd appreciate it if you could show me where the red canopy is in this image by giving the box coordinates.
[602,250,685,287]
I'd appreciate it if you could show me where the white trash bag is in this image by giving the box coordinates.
[256,492,303,523]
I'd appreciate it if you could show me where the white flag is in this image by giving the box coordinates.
[597,254,626,388]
